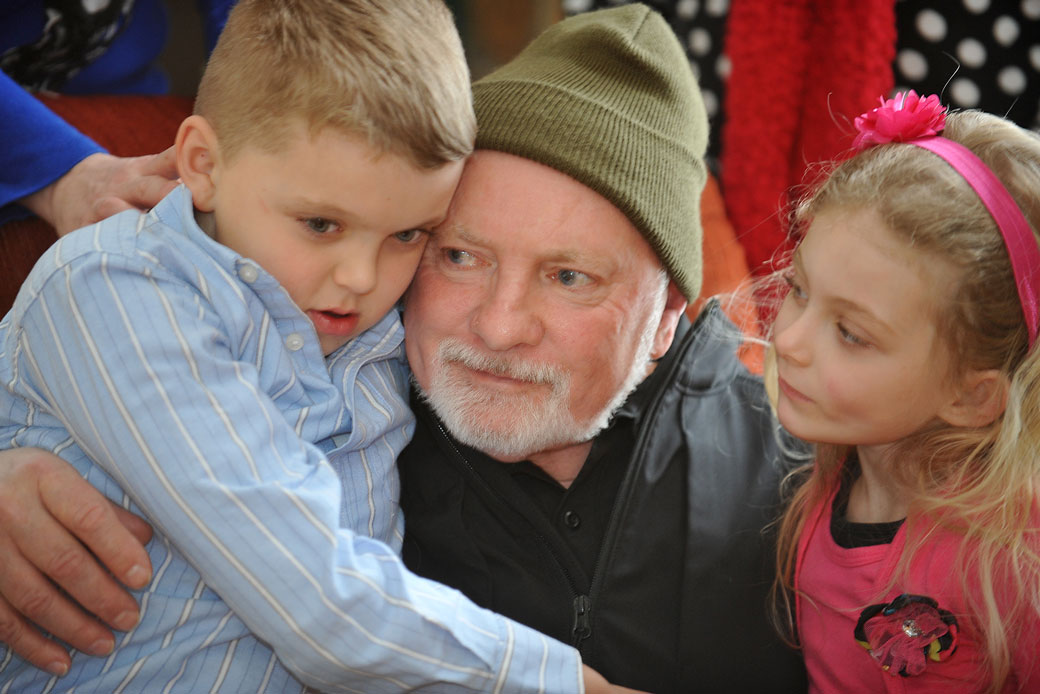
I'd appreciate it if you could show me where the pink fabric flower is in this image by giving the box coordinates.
[853,90,947,149]
[855,594,959,678]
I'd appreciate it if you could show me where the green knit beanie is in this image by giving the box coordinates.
[472,3,708,300]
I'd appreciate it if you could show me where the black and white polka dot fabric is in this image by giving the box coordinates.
[895,0,1039,130]
[567,0,1040,155]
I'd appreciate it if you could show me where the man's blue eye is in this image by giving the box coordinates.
[556,269,591,287]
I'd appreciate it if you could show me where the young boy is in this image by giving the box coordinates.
[0,1,584,691]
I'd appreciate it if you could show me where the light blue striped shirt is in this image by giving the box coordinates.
[0,186,581,693]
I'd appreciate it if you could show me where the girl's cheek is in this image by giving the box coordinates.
[821,373,848,408]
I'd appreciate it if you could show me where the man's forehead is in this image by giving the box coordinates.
[440,151,661,266]
[453,150,629,223]
[436,219,595,264]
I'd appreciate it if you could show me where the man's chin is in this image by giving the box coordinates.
[451,429,537,462]
[449,421,591,462]
[419,383,572,459]
[430,401,551,458]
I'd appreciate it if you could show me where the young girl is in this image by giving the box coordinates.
[770,91,1040,693]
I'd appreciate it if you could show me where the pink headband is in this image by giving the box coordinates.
[854,90,1040,348]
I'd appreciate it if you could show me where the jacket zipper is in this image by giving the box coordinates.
[578,321,696,638]
[572,594,592,642]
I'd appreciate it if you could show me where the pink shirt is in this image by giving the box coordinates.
[795,489,1040,693]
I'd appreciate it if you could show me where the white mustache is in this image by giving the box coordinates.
[438,339,565,388]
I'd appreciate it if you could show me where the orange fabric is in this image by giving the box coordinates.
[689,173,763,373]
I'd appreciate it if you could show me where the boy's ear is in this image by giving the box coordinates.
[175,115,220,212]
[939,368,1009,428]
[650,281,688,361]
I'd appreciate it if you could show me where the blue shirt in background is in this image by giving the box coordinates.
[0,0,234,224]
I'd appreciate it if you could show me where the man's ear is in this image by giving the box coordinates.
[650,281,688,360]
[939,368,1009,428]
[175,115,220,212]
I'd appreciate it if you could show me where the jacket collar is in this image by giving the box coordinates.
[670,299,748,391]
[606,299,748,422]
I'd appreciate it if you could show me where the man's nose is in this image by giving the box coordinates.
[469,274,544,351]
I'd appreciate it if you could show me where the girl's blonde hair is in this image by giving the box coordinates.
[772,110,1040,692]
[194,0,475,170]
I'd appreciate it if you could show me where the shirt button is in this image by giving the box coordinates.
[238,263,259,283]
[563,510,581,530]
[285,333,305,351]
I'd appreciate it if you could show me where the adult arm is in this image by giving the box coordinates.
[0,457,644,692]
[0,449,153,676]
[0,70,178,234]
[3,231,583,692]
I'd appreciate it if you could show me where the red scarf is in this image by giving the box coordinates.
[720,0,897,274]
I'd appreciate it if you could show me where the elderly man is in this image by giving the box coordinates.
[0,5,806,692]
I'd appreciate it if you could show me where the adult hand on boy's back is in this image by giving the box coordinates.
[20,147,179,236]
[0,448,153,675]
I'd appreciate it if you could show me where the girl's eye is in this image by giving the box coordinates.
[783,272,807,300]
[838,323,869,347]
[394,229,424,243]
[555,269,592,288]
[304,217,337,234]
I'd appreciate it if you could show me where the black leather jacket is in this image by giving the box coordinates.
[399,303,808,693]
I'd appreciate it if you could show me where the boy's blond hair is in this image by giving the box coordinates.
[194,0,474,169]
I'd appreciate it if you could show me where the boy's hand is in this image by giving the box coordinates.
[0,448,153,675]
[20,147,179,236]
[582,665,650,694]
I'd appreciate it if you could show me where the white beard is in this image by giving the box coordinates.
[416,276,668,460]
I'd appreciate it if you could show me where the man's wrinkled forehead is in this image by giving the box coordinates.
[445,149,632,228]
[428,149,657,280]
[437,215,620,272]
